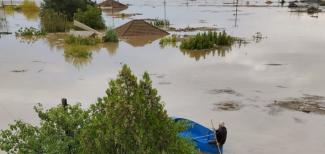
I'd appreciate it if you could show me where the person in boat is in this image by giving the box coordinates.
[209,121,227,152]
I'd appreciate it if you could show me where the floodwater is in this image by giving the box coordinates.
[1,0,325,153]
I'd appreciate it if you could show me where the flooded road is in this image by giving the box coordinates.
[1,0,325,153]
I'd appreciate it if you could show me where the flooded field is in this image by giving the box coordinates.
[1,0,325,153]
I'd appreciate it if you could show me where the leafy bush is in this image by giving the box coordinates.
[159,34,177,47]
[15,27,46,36]
[41,0,95,19]
[74,5,106,30]
[103,28,118,42]
[65,35,101,45]
[180,31,235,50]
[0,65,198,154]
[40,9,70,32]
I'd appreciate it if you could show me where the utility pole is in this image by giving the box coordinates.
[234,0,239,27]
[163,0,167,28]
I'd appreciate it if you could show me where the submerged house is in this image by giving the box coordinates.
[115,19,169,37]
[99,0,128,10]
[114,19,169,47]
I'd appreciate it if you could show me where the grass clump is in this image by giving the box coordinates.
[103,28,118,42]
[74,5,106,30]
[65,35,101,46]
[159,34,177,47]
[150,19,170,27]
[180,31,235,50]
[15,27,46,36]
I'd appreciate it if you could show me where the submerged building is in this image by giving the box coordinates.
[99,0,128,10]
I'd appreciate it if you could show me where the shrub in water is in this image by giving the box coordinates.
[103,28,118,42]
[64,45,93,68]
[74,5,106,30]
[15,27,46,36]
[65,35,101,46]
[159,34,177,47]
[180,31,235,50]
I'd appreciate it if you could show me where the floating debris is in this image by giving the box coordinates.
[272,94,325,115]
[11,69,27,73]
[158,81,172,85]
[167,26,218,32]
[208,88,242,96]
[252,32,266,43]
[213,101,242,111]
[265,63,285,66]
[293,117,304,123]
[276,85,287,89]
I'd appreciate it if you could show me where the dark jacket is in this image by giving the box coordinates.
[216,126,227,146]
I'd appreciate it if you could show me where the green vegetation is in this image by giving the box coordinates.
[74,5,106,30]
[41,0,95,19]
[150,19,170,27]
[64,45,93,68]
[40,9,70,32]
[40,0,105,32]
[65,35,101,46]
[159,34,177,47]
[103,28,118,42]
[15,27,46,36]
[0,65,197,154]
[180,31,235,50]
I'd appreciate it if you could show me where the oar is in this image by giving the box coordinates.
[211,120,222,154]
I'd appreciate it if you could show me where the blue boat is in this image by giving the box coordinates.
[174,118,222,154]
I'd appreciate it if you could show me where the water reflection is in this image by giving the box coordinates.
[102,42,119,56]
[180,46,232,61]
[43,33,118,68]
[123,36,163,47]
[20,8,40,21]
[64,45,94,69]
[15,35,43,44]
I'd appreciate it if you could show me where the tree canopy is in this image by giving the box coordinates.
[41,0,95,19]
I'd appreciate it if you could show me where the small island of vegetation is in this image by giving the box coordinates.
[180,31,235,50]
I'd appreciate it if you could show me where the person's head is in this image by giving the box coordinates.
[219,121,225,128]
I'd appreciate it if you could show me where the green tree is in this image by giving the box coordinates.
[41,0,95,19]
[80,65,197,153]
[0,103,88,153]
[0,65,197,154]
[74,5,106,30]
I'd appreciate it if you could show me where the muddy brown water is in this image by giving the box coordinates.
[1,0,325,153]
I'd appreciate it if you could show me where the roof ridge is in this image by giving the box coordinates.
[122,20,135,36]
[142,20,169,35]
